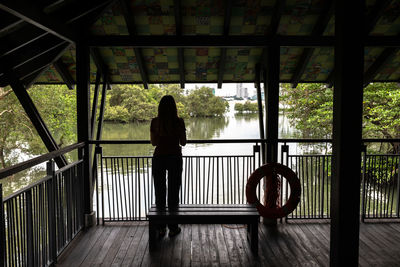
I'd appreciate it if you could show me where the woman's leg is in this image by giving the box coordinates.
[167,156,183,232]
[152,156,167,231]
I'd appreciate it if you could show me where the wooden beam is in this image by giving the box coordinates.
[260,0,286,65]
[255,63,265,164]
[217,0,232,89]
[268,0,286,35]
[330,0,364,265]
[0,25,47,57]
[363,47,397,86]
[0,0,77,43]
[90,47,111,84]
[88,35,336,48]
[23,42,70,88]
[291,0,333,88]
[174,0,185,88]
[55,0,115,24]
[119,0,149,89]
[90,71,101,137]
[365,0,392,34]
[0,42,70,87]
[53,58,75,90]
[76,41,93,221]
[13,43,69,80]
[264,45,280,164]
[328,0,391,87]
[5,68,68,168]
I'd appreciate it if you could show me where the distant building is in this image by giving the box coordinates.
[236,83,248,99]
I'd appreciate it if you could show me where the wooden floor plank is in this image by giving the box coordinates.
[55,221,400,267]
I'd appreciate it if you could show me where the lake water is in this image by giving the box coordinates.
[100,100,301,157]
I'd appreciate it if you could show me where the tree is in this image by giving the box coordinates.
[185,86,229,117]
[235,101,259,113]
[0,85,76,168]
[281,82,400,153]
[280,83,333,139]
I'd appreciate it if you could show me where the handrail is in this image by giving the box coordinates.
[89,139,332,144]
[90,138,400,144]
[0,142,85,179]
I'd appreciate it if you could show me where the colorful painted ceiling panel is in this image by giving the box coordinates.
[375,49,400,81]
[184,48,220,81]
[302,47,333,82]
[280,47,303,81]
[224,48,262,81]
[4,0,398,87]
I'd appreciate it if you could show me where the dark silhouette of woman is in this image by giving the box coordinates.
[150,95,186,237]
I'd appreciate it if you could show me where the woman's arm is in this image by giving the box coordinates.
[179,118,187,146]
[150,118,159,146]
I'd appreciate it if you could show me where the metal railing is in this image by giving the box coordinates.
[94,141,262,222]
[0,143,85,267]
[94,139,400,222]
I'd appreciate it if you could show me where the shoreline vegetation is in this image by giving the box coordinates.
[1,82,400,169]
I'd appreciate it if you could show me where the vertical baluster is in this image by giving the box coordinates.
[26,189,34,267]
[0,185,5,267]
[47,160,57,264]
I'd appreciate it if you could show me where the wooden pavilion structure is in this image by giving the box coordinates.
[1,0,400,266]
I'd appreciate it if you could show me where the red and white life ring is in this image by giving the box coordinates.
[246,163,301,219]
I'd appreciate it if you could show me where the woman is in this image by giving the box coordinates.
[150,95,186,237]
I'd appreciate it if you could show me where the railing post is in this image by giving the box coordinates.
[26,189,34,266]
[361,144,367,223]
[95,146,103,225]
[397,153,400,218]
[0,184,5,267]
[47,159,57,264]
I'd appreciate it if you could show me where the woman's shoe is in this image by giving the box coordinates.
[168,227,181,237]
[158,228,166,238]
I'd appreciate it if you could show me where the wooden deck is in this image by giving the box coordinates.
[56,221,400,266]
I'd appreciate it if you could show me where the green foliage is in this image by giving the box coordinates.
[281,83,333,139]
[0,85,76,168]
[281,82,400,153]
[234,101,259,113]
[185,86,229,117]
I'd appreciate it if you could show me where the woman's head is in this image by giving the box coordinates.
[158,95,178,119]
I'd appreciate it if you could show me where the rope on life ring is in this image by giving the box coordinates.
[246,163,301,219]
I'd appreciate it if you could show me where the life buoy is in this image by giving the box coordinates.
[246,163,301,219]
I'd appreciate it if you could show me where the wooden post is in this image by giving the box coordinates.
[264,44,279,164]
[263,44,280,225]
[330,0,364,265]
[0,184,5,267]
[255,63,265,164]
[76,40,94,227]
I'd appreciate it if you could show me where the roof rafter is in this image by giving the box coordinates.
[0,26,47,57]
[327,0,393,87]
[260,0,286,66]
[217,0,232,89]
[0,0,77,43]
[363,47,397,86]
[0,42,70,86]
[55,0,115,24]
[174,0,185,89]
[87,35,336,47]
[119,0,149,89]
[90,47,110,82]
[1,34,65,69]
[54,58,75,90]
[290,0,333,88]
[24,44,71,88]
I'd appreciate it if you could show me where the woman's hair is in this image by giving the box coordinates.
[158,95,179,135]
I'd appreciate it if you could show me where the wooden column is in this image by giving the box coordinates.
[263,44,280,225]
[330,0,364,265]
[264,44,280,164]
[76,41,93,227]
[255,63,265,164]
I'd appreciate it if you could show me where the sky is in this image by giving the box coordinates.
[185,82,257,97]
